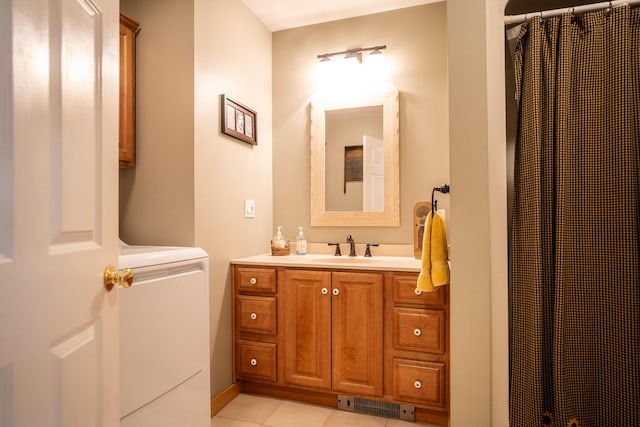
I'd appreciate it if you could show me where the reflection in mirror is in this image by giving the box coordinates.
[325,106,383,212]
[310,86,399,227]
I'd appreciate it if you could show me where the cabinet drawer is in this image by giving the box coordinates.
[392,358,445,409]
[236,340,277,382]
[393,308,445,354]
[392,274,445,306]
[238,295,277,335]
[237,267,277,294]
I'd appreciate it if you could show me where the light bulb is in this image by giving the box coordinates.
[363,51,390,83]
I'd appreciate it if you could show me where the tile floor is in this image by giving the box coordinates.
[212,393,442,427]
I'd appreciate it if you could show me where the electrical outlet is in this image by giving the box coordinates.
[244,199,255,218]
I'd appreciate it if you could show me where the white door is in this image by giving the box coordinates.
[363,135,384,211]
[0,0,120,426]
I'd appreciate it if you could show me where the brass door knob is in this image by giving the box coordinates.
[104,265,134,292]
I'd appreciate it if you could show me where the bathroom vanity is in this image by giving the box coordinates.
[230,254,449,426]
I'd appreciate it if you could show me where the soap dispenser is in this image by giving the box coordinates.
[296,227,307,255]
[273,226,285,249]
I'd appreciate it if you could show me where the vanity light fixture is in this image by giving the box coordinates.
[316,45,387,63]
[313,44,391,95]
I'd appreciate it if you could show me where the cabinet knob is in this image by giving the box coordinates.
[413,328,422,337]
[414,288,422,296]
[250,358,258,366]
[414,380,422,389]
[321,287,329,295]
[250,312,258,320]
[332,288,340,296]
[250,277,257,285]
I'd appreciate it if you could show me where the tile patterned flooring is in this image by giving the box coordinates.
[212,393,442,427]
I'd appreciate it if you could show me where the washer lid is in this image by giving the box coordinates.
[119,245,208,269]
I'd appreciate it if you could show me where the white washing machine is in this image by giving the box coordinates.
[118,241,210,427]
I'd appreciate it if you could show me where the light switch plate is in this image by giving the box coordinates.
[244,199,255,218]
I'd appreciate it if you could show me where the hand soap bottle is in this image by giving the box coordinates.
[296,227,307,255]
[273,226,285,249]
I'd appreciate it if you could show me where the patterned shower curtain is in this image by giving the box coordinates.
[510,5,640,427]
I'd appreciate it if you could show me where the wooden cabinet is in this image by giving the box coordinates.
[392,358,446,408]
[236,340,277,382]
[119,13,139,168]
[385,273,449,423]
[231,264,449,425]
[283,270,332,389]
[331,272,383,396]
[282,270,383,396]
[232,267,278,383]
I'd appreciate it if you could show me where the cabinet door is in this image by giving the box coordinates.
[332,272,383,396]
[284,269,332,389]
[119,13,139,168]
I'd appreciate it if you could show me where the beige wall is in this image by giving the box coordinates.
[119,0,195,246]
[193,0,273,396]
[272,3,449,246]
[118,0,272,398]
[447,0,509,425]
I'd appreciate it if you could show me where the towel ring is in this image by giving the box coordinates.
[431,184,451,214]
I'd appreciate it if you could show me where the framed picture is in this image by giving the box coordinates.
[344,145,363,193]
[221,94,257,145]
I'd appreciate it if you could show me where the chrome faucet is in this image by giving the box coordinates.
[346,235,356,257]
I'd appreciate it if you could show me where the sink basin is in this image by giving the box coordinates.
[316,257,374,263]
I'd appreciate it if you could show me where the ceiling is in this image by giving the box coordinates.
[241,0,442,32]
[243,1,615,31]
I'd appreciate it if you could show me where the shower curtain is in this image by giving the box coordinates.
[510,5,640,427]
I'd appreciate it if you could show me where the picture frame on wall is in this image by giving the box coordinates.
[221,94,257,145]
[344,145,363,193]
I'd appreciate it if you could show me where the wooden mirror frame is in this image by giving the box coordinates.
[310,86,399,227]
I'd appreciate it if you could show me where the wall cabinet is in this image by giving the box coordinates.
[119,13,139,168]
[231,264,448,425]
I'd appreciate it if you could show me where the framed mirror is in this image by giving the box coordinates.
[310,86,399,226]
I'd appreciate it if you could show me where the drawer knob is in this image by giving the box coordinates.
[414,288,422,296]
[332,288,340,296]
[321,287,329,295]
[250,277,257,285]
[414,380,422,389]
[250,312,258,320]
[413,328,422,337]
[250,358,258,366]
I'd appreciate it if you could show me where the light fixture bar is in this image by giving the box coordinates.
[317,45,387,60]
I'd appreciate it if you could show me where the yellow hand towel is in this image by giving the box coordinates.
[416,211,450,292]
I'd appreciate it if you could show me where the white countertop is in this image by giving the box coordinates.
[231,253,422,272]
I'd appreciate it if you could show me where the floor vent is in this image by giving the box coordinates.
[337,395,415,422]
